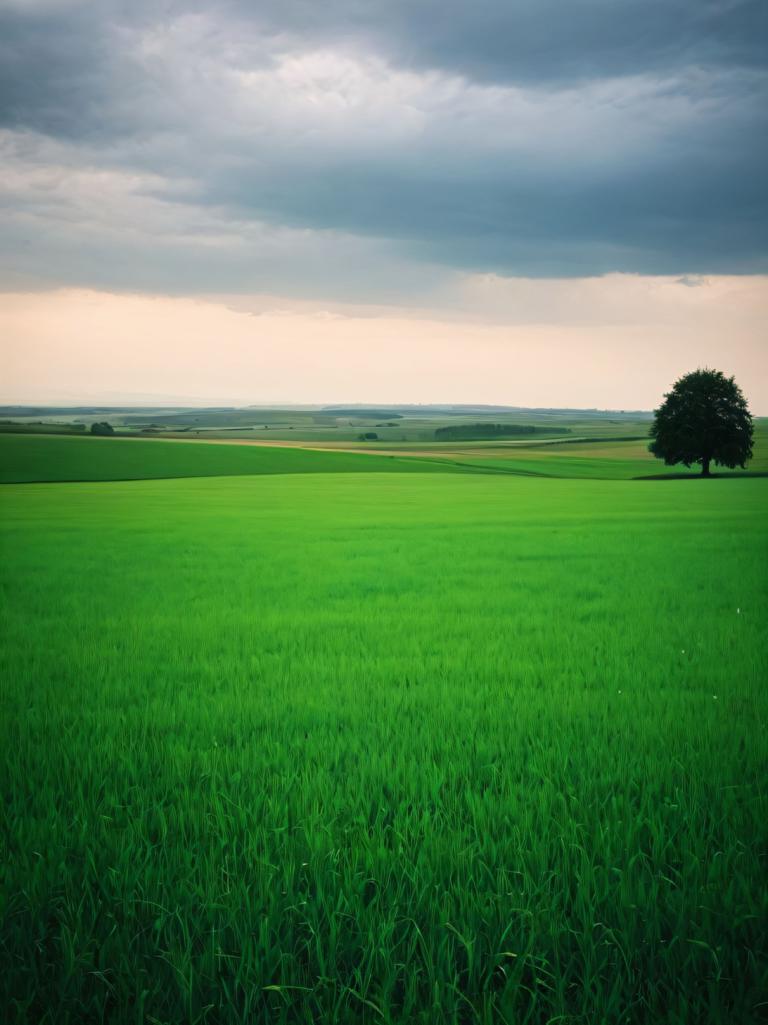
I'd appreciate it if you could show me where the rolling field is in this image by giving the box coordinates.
[0,435,474,484]
[454,427,768,480]
[0,404,654,446]
[2,465,767,1024]
[297,424,768,480]
[3,426,767,486]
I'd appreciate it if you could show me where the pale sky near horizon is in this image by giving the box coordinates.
[1,1,766,411]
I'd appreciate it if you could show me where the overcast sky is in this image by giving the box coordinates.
[1,0,766,409]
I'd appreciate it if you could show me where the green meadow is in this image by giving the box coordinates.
[1,441,767,1023]
[454,428,768,480]
[3,425,766,486]
[0,435,473,484]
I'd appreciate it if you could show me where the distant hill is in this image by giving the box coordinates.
[320,409,404,419]
[435,424,570,441]
[322,405,653,419]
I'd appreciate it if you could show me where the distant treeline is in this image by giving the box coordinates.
[0,421,86,435]
[434,424,570,441]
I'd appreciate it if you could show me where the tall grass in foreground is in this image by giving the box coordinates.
[1,473,767,1024]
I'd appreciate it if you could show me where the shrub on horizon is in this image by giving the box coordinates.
[90,422,115,436]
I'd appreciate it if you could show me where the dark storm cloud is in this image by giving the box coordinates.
[0,4,110,139]
[3,1,766,135]
[229,0,768,84]
[205,98,768,277]
[0,0,766,290]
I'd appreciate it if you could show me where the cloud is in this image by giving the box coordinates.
[675,275,709,287]
[0,0,766,295]
[230,0,768,85]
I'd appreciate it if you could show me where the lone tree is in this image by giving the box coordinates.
[649,369,753,477]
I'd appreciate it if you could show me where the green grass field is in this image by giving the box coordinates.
[455,428,768,480]
[2,458,767,1023]
[3,428,766,485]
[0,435,475,484]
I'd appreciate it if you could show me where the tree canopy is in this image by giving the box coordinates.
[649,369,753,476]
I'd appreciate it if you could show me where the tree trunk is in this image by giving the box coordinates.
[701,457,711,477]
